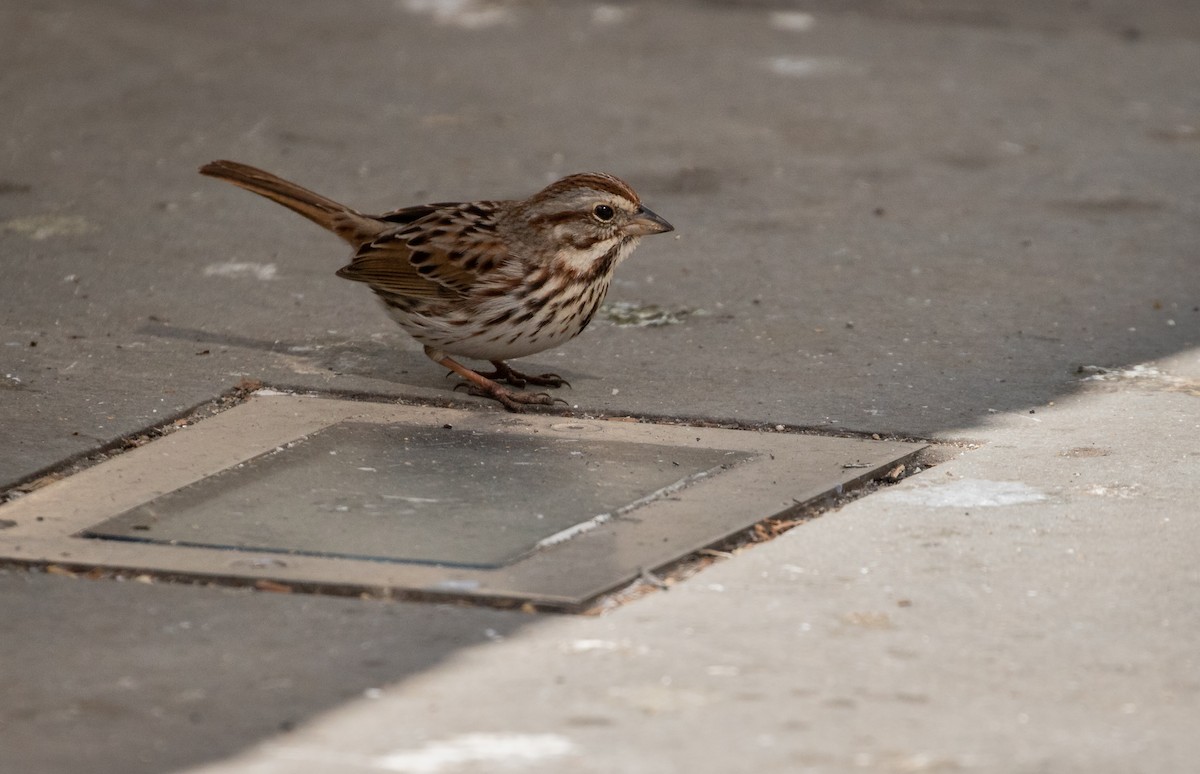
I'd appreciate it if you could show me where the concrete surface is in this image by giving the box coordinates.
[1,0,1198,772]
[181,368,1200,774]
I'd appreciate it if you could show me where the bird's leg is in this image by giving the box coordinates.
[425,347,563,412]
[476,360,571,389]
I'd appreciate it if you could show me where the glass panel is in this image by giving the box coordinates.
[84,422,750,567]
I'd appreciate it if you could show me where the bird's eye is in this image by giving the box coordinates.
[592,204,615,222]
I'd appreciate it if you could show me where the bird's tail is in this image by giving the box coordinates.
[199,160,384,245]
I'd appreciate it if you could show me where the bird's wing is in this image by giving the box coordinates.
[335,201,511,300]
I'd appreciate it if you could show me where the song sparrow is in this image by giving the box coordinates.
[198,161,673,410]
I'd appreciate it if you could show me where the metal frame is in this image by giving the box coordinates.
[0,395,925,609]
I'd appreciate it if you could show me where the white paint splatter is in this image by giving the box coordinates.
[769,11,816,32]
[432,578,481,591]
[1083,483,1146,499]
[1,214,96,240]
[401,0,512,29]
[373,733,575,773]
[203,261,277,281]
[766,56,858,78]
[879,479,1048,508]
[592,5,627,25]
[380,495,441,503]
[562,639,648,656]
[566,639,621,653]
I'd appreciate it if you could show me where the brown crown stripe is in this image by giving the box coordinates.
[541,173,639,204]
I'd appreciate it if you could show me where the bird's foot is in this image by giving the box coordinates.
[477,360,571,389]
[429,349,568,412]
[454,382,568,411]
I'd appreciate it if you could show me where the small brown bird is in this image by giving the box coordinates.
[199,161,673,410]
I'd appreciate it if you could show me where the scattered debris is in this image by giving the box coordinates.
[1083,483,1146,499]
[1077,363,1170,381]
[598,301,700,328]
[1,214,96,240]
[638,566,670,590]
[254,579,293,594]
[6,472,63,498]
[1062,447,1110,458]
[235,377,265,394]
[1076,363,1199,395]
[842,611,894,630]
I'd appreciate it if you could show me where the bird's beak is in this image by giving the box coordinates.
[626,205,674,236]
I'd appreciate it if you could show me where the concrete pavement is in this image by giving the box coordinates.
[2,1,1198,772]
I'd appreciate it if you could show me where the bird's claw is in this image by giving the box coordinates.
[478,362,570,389]
[464,385,562,412]
[444,359,570,411]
